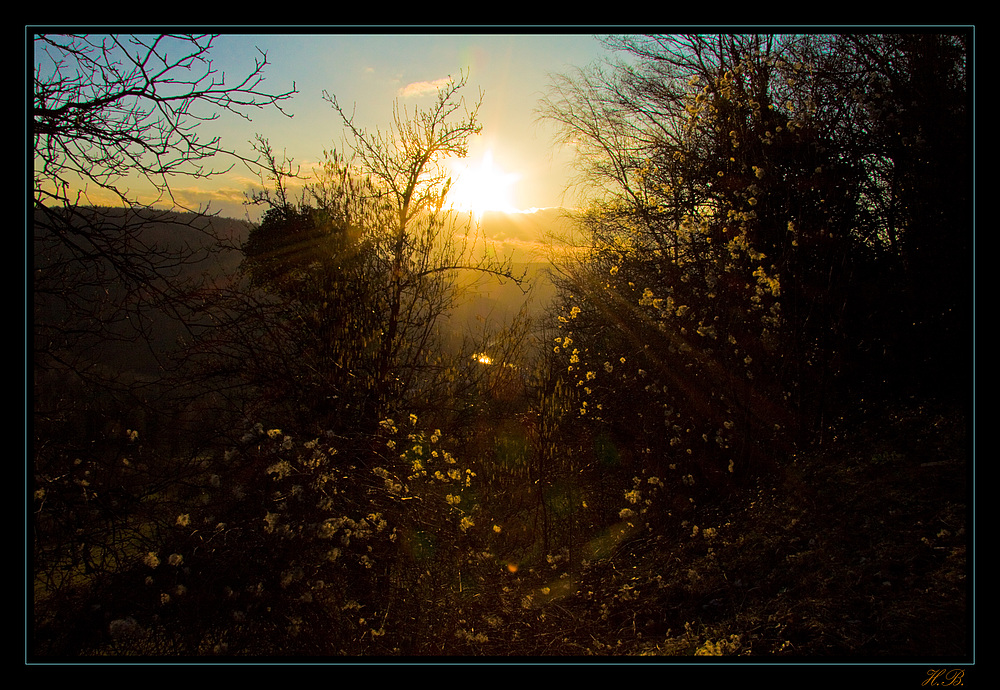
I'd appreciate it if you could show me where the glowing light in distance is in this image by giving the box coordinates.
[445,150,520,218]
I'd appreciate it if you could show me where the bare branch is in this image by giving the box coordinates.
[33,33,297,208]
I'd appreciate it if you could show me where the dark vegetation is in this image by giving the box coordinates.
[30,32,972,661]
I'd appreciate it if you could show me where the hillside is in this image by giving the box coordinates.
[33,206,564,377]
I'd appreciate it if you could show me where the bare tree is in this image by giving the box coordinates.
[31,33,297,655]
[33,34,295,207]
[321,72,524,423]
[33,33,297,374]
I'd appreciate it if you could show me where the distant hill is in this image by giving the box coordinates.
[33,206,573,377]
[474,207,576,264]
[32,207,252,375]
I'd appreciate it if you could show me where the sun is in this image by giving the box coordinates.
[445,150,520,219]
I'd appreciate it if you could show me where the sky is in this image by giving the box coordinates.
[160,31,618,220]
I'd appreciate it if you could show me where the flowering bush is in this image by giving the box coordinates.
[51,411,501,656]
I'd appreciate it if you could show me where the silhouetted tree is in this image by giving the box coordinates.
[33,34,295,372]
[235,140,390,435]
[31,32,296,657]
[325,73,524,421]
[536,31,970,506]
[231,74,524,437]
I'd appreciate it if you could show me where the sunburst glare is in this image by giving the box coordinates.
[445,150,520,219]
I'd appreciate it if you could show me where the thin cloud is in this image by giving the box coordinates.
[397,76,454,98]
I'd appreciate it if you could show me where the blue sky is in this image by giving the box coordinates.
[180,31,616,218]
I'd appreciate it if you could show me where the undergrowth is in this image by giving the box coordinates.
[436,395,970,658]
